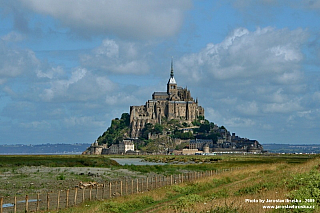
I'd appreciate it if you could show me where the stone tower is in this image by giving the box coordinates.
[167,59,178,99]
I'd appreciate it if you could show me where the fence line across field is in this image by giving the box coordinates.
[0,167,239,213]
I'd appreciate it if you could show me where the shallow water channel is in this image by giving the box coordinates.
[110,158,166,166]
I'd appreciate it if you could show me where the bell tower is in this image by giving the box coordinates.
[167,58,178,98]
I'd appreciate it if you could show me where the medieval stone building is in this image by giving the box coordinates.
[83,139,135,155]
[130,60,204,138]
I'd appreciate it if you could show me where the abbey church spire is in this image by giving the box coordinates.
[168,57,176,84]
[170,57,174,78]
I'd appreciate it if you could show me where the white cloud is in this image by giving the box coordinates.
[40,68,87,101]
[94,39,119,58]
[313,91,320,102]
[262,98,302,113]
[64,116,105,128]
[1,31,25,42]
[19,120,51,130]
[177,27,308,82]
[39,68,118,102]
[275,70,304,84]
[299,0,320,10]
[19,0,192,39]
[82,39,150,74]
[36,66,65,79]
[268,88,288,103]
[0,41,40,78]
[2,86,16,97]
[224,117,256,128]
[236,101,259,115]
[105,93,140,106]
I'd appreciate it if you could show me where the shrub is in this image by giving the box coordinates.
[102,196,155,212]
[57,173,65,180]
[285,170,320,212]
[175,194,204,210]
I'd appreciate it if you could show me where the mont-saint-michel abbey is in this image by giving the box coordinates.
[130,61,204,139]
[83,60,263,155]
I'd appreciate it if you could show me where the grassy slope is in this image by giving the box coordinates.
[47,154,319,213]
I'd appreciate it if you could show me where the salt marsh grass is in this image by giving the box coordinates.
[46,154,319,213]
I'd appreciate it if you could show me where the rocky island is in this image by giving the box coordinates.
[83,60,263,155]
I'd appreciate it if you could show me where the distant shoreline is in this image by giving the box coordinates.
[0,152,83,155]
[0,143,319,154]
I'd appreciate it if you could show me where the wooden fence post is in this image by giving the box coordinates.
[109,182,112,198]
[141,179,143,192]
[14,196,17,213]
[47,192,50,211]
[57,191,60,211]
[82,188,85,203]
[0,197,3,213]
[89,187,92,201]
[95,186,98,200]
[120,181,123,196]
[136,179,139,193]
[131,179,134,194]
[155,176,157,188]
[66,189,69,208]
[146,177,148,190]
[74,187,78,206]
[26,195,29,213]
[115,181,117,196]
[125,179,128,195]
[102,183,105,199]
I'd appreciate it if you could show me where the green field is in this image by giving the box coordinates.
[0,154,319,212]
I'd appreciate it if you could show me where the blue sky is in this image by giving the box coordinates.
[0,0,320,145]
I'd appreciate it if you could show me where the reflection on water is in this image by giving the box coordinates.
[110,158,166,165]
[3,199,40,208]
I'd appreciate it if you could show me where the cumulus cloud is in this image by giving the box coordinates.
[233,0,320,12]
[19,120,52,130]
[19,0,192,39]
[0,41,40,79]
[297,0,320,10]
[1,31,26,42]
[40,68,87,101]
[36,66,65,79]
[177,27,307,82]
[63,116,105,128]
[105,92,140,106]
[39,68,117,102]
[224,117,256,128]
[262,98,302,113]
[81,39,150,74]
[236,101,259,115]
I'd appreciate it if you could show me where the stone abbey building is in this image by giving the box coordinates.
[130,61,204,138]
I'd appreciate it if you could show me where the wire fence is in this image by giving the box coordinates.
[0,168,239,213]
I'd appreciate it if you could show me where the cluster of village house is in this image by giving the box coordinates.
[83,129,263,155]
[84,140,136,155]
